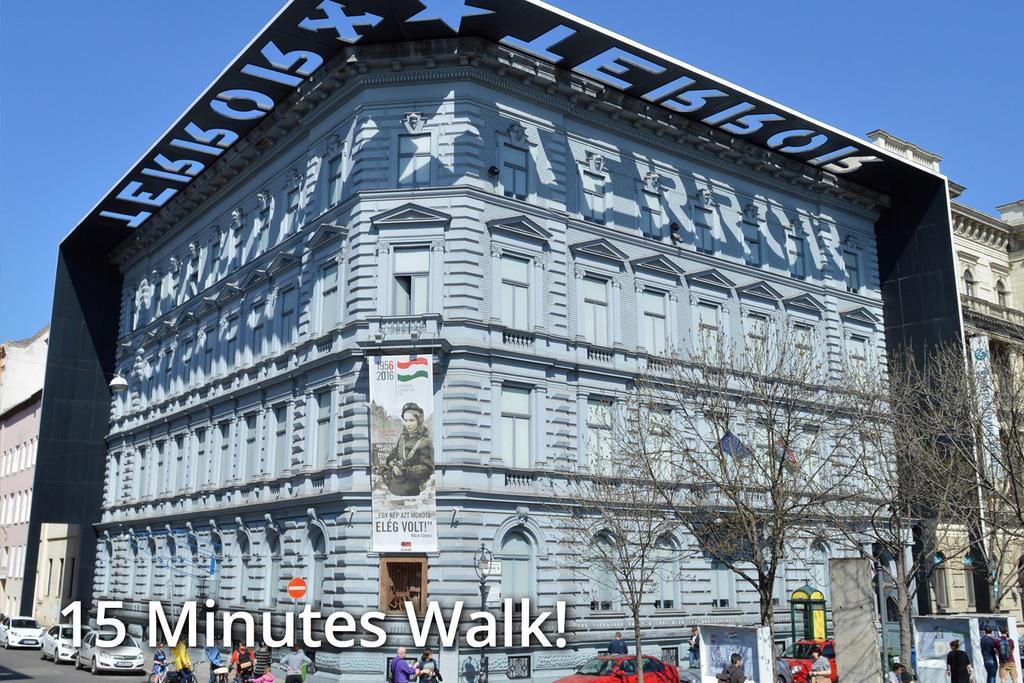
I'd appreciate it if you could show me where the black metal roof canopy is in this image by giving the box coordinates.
[74,0,945,245]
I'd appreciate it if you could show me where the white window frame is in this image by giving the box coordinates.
[397,132,433,188]
[500,385,532,468]
[581,276,611,346]
[500,253,532,330]
[640,288,669,356]
[500,143,530,201]
[393,245,431,316]
[580,168,608,224]
[319,261,341,332]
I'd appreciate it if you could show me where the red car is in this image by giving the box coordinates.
[555,655,681,683]
[781,640,838,683]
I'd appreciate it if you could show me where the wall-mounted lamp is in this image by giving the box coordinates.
[342,506,356,525]
[487,166,500,177]
[450,506,463,526]
[669,222,682,244]
[109,375,129,393]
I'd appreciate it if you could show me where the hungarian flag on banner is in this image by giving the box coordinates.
[775,438,799,473]
[396,356,429,382]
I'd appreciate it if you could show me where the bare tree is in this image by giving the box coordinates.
[632,324,881,642]
[892,338,1024,611]
[835,348,977,667]
[552,395,688,683]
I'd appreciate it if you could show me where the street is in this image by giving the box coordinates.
[0,646,213,683]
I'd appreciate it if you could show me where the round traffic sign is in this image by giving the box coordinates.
[287,577,307,600]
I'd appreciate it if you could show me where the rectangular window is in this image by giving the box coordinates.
[746,313,769,358]
[934,566,949,609]
[641,290,668,355]
[698,302,721,353]
[203,332,214,381]
[219,422,233,482]
[793,323,814,356]
[582,277,609,346]
[964,567,976,609]
[501,386,531,468]
[379,557,428,614]
[315,391,332,466]
[844,250,861,291]
[394,247,430,315]
[278,287,297,350]
[285,186,301,235]
[273,406,288,474]
[697,221,715,254]
[174,435,186,491]
[137,447,148,498]
[327,155,343,205]
[639,190,662,235]
[224,316,238,373]
[789,234,807,279]
[156,442,168,495]
[849,335,868,372]
[245,415,258,477]
[251,309,265,362]
[502,145,528,200]
[398,134,431,187]
[320,263,340,331]
[587,400,613,475]
[501,255,530,330]
[711,560,736,608]
[744,227,762,266]
[581,172,606,224]
[196,429,208,488]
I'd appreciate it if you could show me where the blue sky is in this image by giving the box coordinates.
[1,0,1021,342]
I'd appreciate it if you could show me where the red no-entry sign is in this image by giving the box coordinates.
[287,577,307,600]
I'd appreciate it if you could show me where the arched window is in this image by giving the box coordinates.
[166,536,178,600]
[265,532,281,606]
[209,532,223,601]
[235,531,251,605]
[810,540,831,601]
[591,533,618,612]
[996,280,1009,307]
[500,530,534,606]
[963,269,976,297]
[306,526,327,605]
[653,537,679,610]
[186,536,199,601]
[932,552,949,610]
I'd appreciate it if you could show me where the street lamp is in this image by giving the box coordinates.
[473,543,493,683]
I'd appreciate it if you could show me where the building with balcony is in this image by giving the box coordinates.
[869,130,1024,620]
[0,326,47,617]
[26,3,962,682]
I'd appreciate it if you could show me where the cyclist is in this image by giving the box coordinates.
[151,642,168,683]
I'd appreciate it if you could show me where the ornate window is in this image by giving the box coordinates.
[963,269,976,297]
[398,134,431,188]
[393,247,430,315]
[501,386,531,469]
[996,279,1009,307]
[501,254,531,330]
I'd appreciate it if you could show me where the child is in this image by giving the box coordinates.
[252,671,275,683]
[152,642,169,683]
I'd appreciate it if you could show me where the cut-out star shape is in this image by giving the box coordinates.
[407,0,494,33]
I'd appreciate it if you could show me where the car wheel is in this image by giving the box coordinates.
[90,657,98,675]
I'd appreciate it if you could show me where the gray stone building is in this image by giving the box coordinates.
[26,3,964,683]
[93,33,888,683]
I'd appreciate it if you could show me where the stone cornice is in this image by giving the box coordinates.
[952,201,1015,249]
[112,38,886,266]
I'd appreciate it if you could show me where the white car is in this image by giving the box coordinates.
[41,623,80,663]
[75,630,146,675]
[0,615,45,649]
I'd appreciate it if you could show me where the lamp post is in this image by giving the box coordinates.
[474,543,493,683]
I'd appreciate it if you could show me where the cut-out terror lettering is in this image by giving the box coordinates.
[96,0,884,232]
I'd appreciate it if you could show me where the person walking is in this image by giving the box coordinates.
[947,640,973,683]
[172,639,194,683]
[983,626,1000,683]
[416,648,441,682]
[607,632,628,655]
[998,627,1019,683]
[254,642,272,677]
[688,627,700,668]
[277,644,313,683]
[390,646,417,683]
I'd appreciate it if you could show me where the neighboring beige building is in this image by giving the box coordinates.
[32,523,80,626]
[869,130,1024,618]
[0,327,47,617]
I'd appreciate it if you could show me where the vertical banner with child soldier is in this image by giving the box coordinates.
[369,355,438,552]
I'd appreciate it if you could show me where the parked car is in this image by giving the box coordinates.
[781,640,837,683]
[776,657,795,683]
[74,630,146,675]
[554,655,681,683]
[0,616,45,649]
[41,623,80,663]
